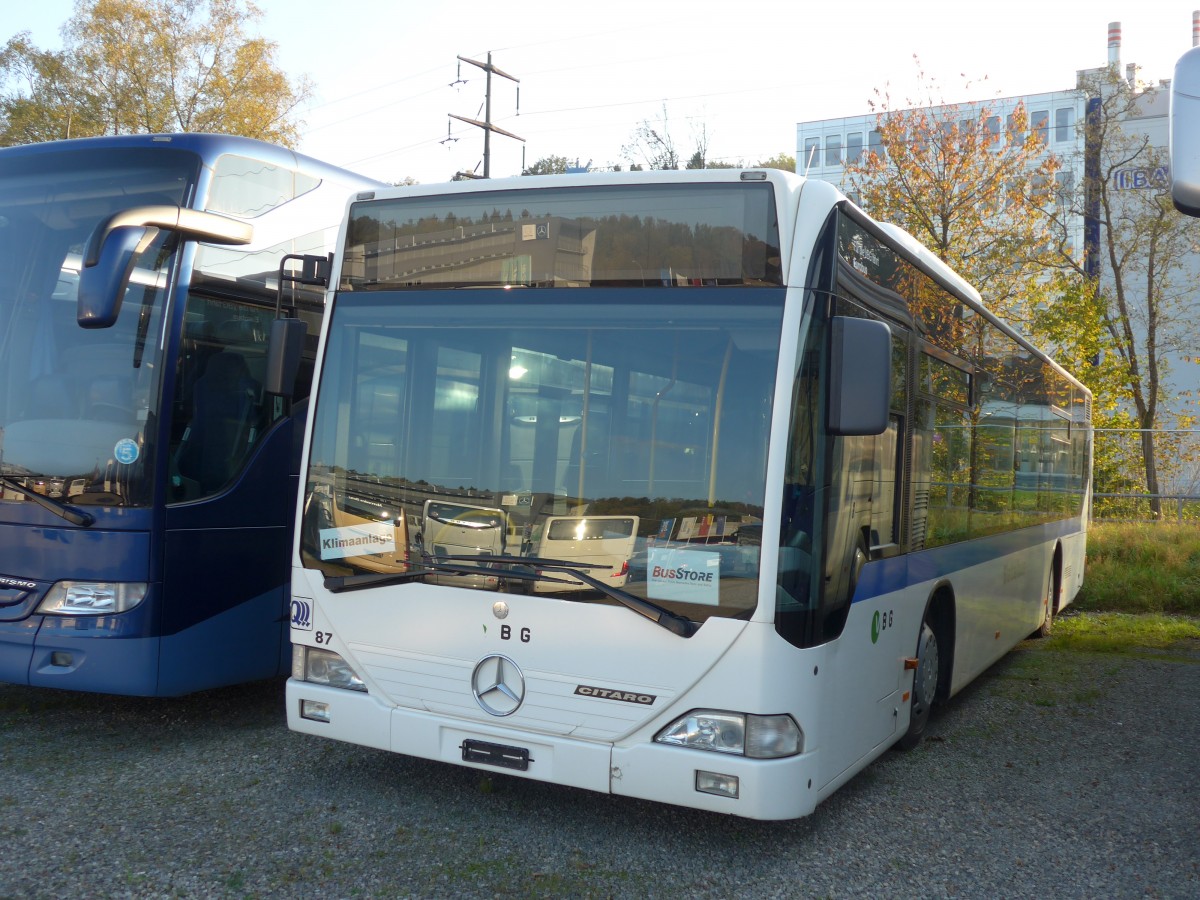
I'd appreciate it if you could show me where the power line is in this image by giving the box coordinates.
[449,53,523,178]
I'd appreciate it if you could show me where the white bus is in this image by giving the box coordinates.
[532,515,639,592]
[287,170,1091,820]
[421,499,506,590]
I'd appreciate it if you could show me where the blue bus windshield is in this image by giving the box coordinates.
[0,147,199,507]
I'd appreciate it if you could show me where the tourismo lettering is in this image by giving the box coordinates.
[651,565,713,583]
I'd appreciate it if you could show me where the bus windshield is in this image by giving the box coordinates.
[0,147,198,508]
[301,288,784,624]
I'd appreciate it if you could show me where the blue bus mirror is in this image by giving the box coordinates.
[827,316,891,436]
[77,204,253,329]
[77,225,160,329]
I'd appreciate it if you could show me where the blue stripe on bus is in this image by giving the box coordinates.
[853,519,1082,603]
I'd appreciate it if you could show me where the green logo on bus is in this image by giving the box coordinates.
[871,611,880,644]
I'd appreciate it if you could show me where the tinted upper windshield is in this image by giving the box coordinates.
[342,182,782,289]
[0,147,198,509]
[302,288,784,624]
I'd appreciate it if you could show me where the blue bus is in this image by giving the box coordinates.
[0,133,381,695]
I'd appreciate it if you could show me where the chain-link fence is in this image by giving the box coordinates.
[1092,429,1200,522]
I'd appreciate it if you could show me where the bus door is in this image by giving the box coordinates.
[810,324,911,790]
[161,296,292,693]
[810,232,914,788]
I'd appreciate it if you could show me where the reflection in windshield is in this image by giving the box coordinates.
[0,147,196,508]
[301,290,783,626]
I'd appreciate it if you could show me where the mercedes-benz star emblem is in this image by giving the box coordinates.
[471,654,526,717]
[492,600,509,620]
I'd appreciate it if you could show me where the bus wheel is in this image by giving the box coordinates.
[1034,566,1056,638]
[897,620,938,751]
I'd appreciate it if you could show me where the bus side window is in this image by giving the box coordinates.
[169,298,271,500]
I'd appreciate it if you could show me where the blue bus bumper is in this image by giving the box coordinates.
[0,601,163,696]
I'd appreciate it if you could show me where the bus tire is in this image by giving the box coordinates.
[897,619,938,751]
[1034,564,1057,638]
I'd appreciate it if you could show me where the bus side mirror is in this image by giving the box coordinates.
[77,205,253,329]
[1171,46,1200,216]
[77,225,160,329]
[827,316,891,436]
[265,317,307,397]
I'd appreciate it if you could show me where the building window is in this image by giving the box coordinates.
[1031,110,1049,144]
[802,137,821,170]
[1056,169,1075,211]
[1055,108,1075,143]
[846,132,863,164]
[1006,113,1024,145]
[868,129,885,161]
[825,135,843,167]
[985,116,1001,147]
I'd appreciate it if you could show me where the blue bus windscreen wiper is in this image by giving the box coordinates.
[0,475,94,527]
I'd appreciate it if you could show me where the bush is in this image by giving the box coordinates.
[1077,523,1200,616]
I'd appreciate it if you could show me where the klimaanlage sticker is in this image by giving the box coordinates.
[319,522,395,560]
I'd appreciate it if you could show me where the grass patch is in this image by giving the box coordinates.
[1044,611,1200,656]
[1077,522,1200,616]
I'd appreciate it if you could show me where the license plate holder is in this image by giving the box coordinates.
[460,738,532,771]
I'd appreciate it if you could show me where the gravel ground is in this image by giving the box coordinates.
[1,638,1197,899]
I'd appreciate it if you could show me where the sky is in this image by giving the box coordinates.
[11,1,1200,184]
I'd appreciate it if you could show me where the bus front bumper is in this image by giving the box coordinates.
[286,678,821,820]
[0,615,160,695]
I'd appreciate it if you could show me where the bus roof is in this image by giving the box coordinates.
[0,133,378,184]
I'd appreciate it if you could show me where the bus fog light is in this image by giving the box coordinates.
[300,699,330,723]
[656,711,746,754]
[37,581,147,615]
[299,646,367,692]
[696,770,739,798]
[745,714,804,758]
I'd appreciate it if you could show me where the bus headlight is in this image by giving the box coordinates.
[655,710,803,758]
[37,581,147,615]
[293,645,367,692]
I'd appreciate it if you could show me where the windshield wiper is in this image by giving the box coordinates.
[323,559,576,594]
[441,554,697,638]
[325,554,697,638]
[0,475,94,527]
[324,567,438,593]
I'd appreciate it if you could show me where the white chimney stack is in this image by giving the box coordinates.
[1108,21,1122,67]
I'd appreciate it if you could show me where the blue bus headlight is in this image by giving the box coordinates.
[36,581,148,615]
[293,645,367,692]
[655,711,803,758]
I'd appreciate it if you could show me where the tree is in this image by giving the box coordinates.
[522,155,569,176]
[0,0,309,147]
[622,105,708,171]
[1038,66,1200,515]
[843,72,1063,325]
[753,152,795,172]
